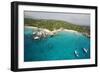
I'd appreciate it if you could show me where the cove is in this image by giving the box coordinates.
[24,27,90,62]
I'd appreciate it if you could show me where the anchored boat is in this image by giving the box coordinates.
[83,48,88,53]
[74,50,79,57]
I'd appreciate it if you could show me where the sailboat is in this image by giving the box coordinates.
[34,36,40,40]
[74,50,79,57]
[83,48,88,53]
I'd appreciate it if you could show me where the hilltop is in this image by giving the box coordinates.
[24,18,90,37]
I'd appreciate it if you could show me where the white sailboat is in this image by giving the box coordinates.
[34,36,40,40]
[83,48,88,53]
[74,50,79,57]
[32,32,36,35]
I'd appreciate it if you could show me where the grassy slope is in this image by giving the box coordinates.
[24,18,90,35]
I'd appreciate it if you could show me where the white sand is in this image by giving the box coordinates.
[24,26,38,29]
[25,26,79,35]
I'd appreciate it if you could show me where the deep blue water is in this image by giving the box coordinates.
[24,27,90,62]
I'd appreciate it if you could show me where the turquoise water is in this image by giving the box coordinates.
[24,27,90,62]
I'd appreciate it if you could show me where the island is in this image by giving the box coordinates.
[24,18,90,39]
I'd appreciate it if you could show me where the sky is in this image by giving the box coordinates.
[24,11,90,26]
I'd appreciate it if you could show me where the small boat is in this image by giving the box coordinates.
[74,50,79,57]
[32,32,36,35]
[83,48,88,53]
[34,36,40,40]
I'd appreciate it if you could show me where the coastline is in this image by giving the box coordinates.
[25,26,78,33]
[24,25,90,38]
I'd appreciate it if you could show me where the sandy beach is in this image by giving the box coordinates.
[24,26,79,35]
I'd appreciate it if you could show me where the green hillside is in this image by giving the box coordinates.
[24,18,90,36]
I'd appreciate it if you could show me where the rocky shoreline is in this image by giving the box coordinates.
[82,32,90,38]
[25,26,90,39]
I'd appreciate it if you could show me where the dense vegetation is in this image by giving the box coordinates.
[24,18,90,35]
